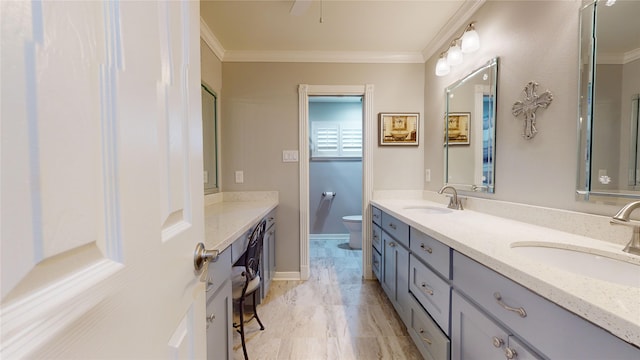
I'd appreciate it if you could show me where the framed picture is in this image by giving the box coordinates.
[446,112,470,145]
[379,113,419,146]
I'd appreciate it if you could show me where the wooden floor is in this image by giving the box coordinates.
[232,237,422,360]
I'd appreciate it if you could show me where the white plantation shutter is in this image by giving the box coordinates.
[311,121,362,158]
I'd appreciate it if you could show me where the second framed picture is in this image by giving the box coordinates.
[379,113,419,146]
[446,112,470,145]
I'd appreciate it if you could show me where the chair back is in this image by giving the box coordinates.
[241,219,267,285]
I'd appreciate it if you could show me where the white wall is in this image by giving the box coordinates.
[221,62,425,272]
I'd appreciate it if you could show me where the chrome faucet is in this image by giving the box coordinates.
[438,185,463,210]
[610,201,640,255]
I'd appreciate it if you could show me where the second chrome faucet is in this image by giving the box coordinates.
[438,185,463,210]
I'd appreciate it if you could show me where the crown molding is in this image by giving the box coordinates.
[421,0,486,62]
[200,1,487,64]
[222,50,425,63]
[200,17,225,61]
[598,48,640,65]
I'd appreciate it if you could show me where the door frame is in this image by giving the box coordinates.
[298,84,375,280]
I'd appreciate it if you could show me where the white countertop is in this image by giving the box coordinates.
[204,192,278,252]
[371,198,640,347]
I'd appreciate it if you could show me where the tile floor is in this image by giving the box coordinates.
[232,236,422,360]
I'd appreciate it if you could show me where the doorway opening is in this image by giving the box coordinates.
[297,84,375,281]
[308,95,363,266]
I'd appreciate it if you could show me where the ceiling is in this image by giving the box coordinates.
[200,0,483,63]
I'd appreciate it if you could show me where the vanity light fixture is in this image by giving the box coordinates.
[435,53,451,76]
[435,21,480,77]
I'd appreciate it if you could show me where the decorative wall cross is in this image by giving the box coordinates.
[512,81,553,140]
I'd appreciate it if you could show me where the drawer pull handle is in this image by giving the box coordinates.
[418,329,432,345]
[494,292,527,318]
[505,347,518,359]
[420,243,433,253]
[421,283,434,295]
[492,336,504,348]
[389,223,397,230]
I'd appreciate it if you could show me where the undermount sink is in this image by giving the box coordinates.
[403,205,453,214]
[510,242,640,287]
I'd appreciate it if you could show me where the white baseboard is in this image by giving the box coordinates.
[273,271,302,281]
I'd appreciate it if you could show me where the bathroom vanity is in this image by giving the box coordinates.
[371,199,640,359]
[202,192,278,360]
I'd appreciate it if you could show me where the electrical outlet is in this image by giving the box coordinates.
[203,170,209,183]
[235,170,244,184]
[425,169,431,182]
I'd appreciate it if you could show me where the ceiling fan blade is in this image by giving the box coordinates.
[290,0,313,16]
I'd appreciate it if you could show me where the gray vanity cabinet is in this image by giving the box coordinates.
[376,208,411,324]
[371,223,382,281]
[381,230,410,324]
[453,251,640,360]
[261,211,276,299]
[451,290,540,360]
[205,248,233,360]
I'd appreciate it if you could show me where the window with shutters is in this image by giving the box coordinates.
[311,121,362,159]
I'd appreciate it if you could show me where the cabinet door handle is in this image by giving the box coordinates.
[373,234,378,240]
[420,243,433,253]
[389,242,396,247]
[206,313,216,329]
[418,329,433,345]
[389,223,397,230]
[505,347,518,359]
[492,336,504,348]
[494,292,527,318]
[421,283,434,295]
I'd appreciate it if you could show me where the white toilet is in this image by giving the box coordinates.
[342,215,362,249]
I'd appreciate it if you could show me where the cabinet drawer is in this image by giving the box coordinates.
[372,247,381,281]
[408,295,450,360]
[372,223,382,253]
[410,254,451,335]
[453,251,640,359]
[206,248,232,300]
[410,228,451,279]
[381,212,409,247]
[372,206,382,226]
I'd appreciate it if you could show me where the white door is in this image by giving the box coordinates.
[1,1,206,358]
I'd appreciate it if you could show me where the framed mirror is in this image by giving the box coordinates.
[445,57,498,193]
[577,0,640,201]
[202,83,218,194]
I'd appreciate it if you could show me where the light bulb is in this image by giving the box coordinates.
[461,29,480,53]
[435,57,450,76]
[447,44,463,66]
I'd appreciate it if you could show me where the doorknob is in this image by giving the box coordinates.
[193,242,219,271]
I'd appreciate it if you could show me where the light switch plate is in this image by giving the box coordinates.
[425,169,431,182]
[282,150,299,162]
